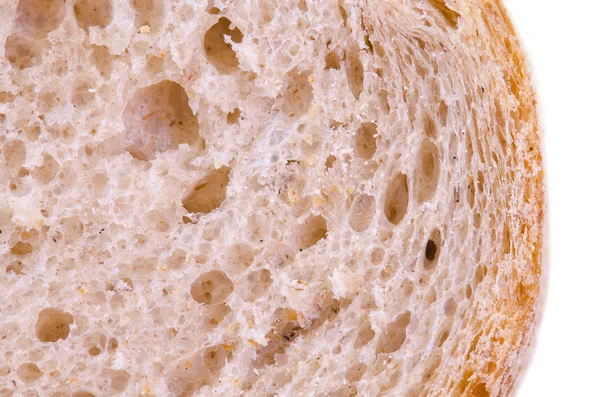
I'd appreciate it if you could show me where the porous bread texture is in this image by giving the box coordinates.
[0,0,543,396]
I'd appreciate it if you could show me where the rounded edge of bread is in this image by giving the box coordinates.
[479,1,544,395]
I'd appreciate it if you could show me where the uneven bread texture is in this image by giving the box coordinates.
[0,0,543,396]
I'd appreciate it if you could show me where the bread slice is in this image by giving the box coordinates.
[0,0,544,396]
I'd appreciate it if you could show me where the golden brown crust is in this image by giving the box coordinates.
[447,1,544,396]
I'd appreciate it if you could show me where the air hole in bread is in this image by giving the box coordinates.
[11,241,33,256]
[3,139,26,168]
[191,270,233,305]
[73,0,113,31]
[24,123,41,142]
[16,363,42,383]
[348,194,376,232]
[227,108,241,124]
[130,256,157,275]
[166,249,187,269]
[354,122,377,160]
[471,382,491,397]
[143,210,170,232]
[224,243,255,275]
[90,45,113,78]
[465,133,474,164]
[474,265,487,288]
[204,345,233,375]
[6,261,24,275]
[426,286,437,304]
[361,17,374,54]
[296,215,327,250]
[4,33,41,70]
[33,154,59,184]
[35,308,74,343]
[439,101,449,126]
[354,320,375,348]
[202,221,222,240]
[345,44,364,100]
[384,172,409,225]
[325,155,337,170]
[425,240,437,262]
[424,113,437,138]
[345,362,367,382]
[436,329,450,347]
[130,0,164,29]
[59,217,84,243]
[424,229,441,270]
[37,90,60,113]
[88,346,101,356]
[14,0,65,38]
[71,78,95,108]
[466,176,476,208]
[376,311,411,354]
[338,2,348,26]
[182,167,230,215]
[502,225,511,255]
[101,369,131,392]
[325,51,341,70]
[204,17,244,74]
[428,0,460,29]
[145,53,165,74]
[379,90,391,114]
[380,265,393,281]
[240,269,272,301]
[281,70,314,117]
[473,210,482,229]
[264,243,296,269]
[465,284,473,299]
[415,63,428,79]
[123,80,201,160]
[415,139,440,203]
[401,279,414,297]
[0,91,16,104]
[203,303,231,330]
[371,247,385,265]
[297,0,308,11]
[207,5,221,15]
[477,170,485,193]
[443,298,457,316]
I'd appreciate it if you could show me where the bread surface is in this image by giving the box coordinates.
[0,0,543,396]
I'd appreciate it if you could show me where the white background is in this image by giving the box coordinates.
[502,1,600,395]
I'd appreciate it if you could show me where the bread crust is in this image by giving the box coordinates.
[361,1,543,395]
[484,1,544,395]
[445,1,544,395]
